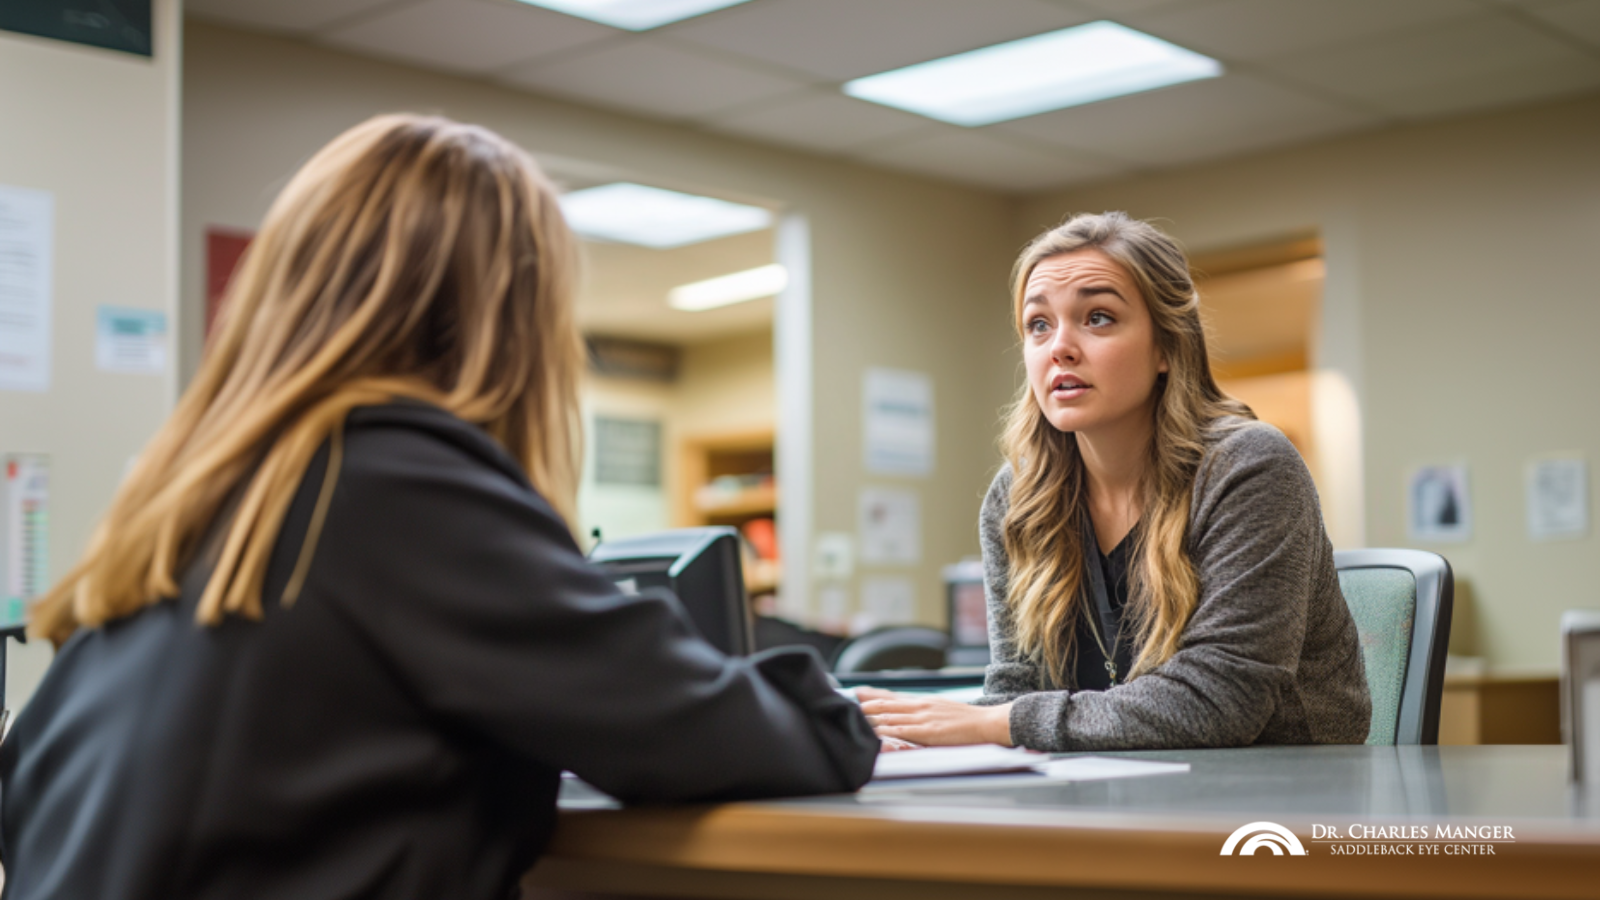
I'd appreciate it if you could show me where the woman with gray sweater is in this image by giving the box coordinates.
[861,212,1370,751]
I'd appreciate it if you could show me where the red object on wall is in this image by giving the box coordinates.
[205,227,254,342]
[742,517,779,562]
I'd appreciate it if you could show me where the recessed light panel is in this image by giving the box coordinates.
[843,21,1223,127]
[513,0,752,31]
[669,264,787,311]
[560,183,773,249]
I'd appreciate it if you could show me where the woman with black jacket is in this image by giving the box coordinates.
[0,114,877,900]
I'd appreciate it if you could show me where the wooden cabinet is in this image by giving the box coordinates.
[1438,673,1560,745]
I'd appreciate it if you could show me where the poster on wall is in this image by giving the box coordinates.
[859,576,916,632]
[859,487,920,565]
[205,227,253,342]
[1527,456,1588,541]
[0,185,53,393]
[1408,463,1471,543]
[95,306,168,374]
[2,455,49,629]
[592,416,661,487]
[863,367,934,477]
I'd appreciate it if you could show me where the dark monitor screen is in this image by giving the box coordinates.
[588,526,754,657]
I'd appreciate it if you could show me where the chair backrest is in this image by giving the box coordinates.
[832,626,949,675]
[1334,549,1453,745]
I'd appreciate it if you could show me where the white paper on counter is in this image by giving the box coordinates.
[1038,756,1191,781]
[872,745,1046,781]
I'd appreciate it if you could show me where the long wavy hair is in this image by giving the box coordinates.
[1001,212,1253,686]
[31,114,584,645]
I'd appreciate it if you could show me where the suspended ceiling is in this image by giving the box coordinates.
[185,0,1600,194]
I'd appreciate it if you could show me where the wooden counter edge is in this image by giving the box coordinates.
[538,804,1600,900]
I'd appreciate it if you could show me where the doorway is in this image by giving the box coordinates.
[545,163,791,618]
[1195,235,1362,547]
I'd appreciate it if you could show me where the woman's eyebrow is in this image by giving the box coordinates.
[1079,285,1127,304]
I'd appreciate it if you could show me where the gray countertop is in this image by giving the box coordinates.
[562,745,1600,837]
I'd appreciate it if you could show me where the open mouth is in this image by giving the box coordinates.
[1051,374,1090,397]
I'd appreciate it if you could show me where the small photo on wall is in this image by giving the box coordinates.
[1408,464,1471,543]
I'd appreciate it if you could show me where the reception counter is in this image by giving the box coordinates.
[525,745,1600,900]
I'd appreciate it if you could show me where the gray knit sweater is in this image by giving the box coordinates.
[976,420,1371,751]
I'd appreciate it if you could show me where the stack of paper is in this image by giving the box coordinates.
[872,745,1048,780]
[871,746,1191,783]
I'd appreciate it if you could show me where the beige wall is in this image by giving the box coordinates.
[182,20,1020,629]
[675,330,776,438]
[0,1,182,707]
[1022,94,1600,672]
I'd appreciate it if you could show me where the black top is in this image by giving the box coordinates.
[1072,527,1136,692]
[0,402,877,900]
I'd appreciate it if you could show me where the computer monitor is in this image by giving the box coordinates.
[944,560,990,667]
[588,526,754,657]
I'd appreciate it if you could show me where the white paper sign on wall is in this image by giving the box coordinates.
[863,367,933,477]
[96,306,169,374]
[859,576,916,631]
[0,185,54,392]
[1527,456,1588,541]
[859,487,920,566]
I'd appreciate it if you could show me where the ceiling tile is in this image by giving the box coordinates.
[1367,53,1600,117]
[322,0,616,74]
[855,130,1126,193]
[1265,12,1600,117]
[1477,0,1579,7]
[187,0,409,32]
[500,40,808,119]
[998,73,1384,168]
[707,92,933,153]
[1527,0,1600,48]
[665,0,1091,81]
[1128,0,1483,61]
[1068,0,1214,15]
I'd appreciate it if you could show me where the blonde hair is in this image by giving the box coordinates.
[1001,212,1253,685]
[31,114,584,645]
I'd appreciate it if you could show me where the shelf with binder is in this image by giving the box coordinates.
[675,428,780,597]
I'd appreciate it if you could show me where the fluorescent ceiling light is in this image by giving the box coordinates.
[560,183,773,249]
[513,0,752,31]
[669,264,787,311]
[843,21,1222,126]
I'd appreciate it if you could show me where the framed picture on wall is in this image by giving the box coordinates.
[1408,463,1471,543]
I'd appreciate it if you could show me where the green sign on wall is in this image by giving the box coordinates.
[0,0,152,58]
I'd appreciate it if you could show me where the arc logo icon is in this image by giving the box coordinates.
[1220,822,1308,856]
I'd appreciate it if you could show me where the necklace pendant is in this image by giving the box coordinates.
[1105,660,1118,685]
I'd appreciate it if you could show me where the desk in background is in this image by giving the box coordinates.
[1439,672,1561,746]
[527,746,1600,900]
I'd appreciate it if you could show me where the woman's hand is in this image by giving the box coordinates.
[858,688,1014,747]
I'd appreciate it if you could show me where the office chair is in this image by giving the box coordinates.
[1334,549,1454,745]
[832,626,949,675]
